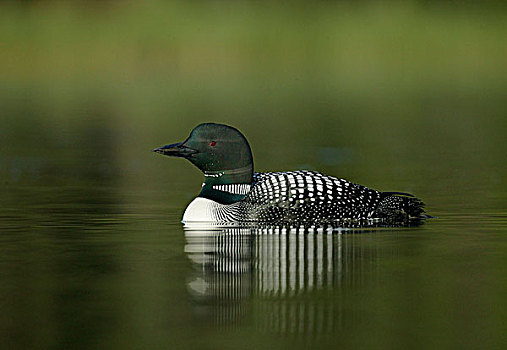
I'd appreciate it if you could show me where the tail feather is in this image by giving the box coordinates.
[375,192,425,222]
[381,191,415,198]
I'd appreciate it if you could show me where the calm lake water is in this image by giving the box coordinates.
[1,3,507,347]
[1,106,506,349]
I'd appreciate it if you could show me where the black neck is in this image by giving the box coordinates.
[198,164,253,204]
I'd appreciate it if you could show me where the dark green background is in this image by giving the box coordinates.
[1,1,506,349]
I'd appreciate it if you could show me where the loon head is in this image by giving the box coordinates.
[153,123,253,204]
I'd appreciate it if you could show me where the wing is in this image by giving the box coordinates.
[244,171,382,223]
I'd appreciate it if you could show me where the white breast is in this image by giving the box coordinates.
[183,197,244,223]
[182,198,218,222]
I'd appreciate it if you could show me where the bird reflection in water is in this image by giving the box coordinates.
[184,225,396,335]
[185,228,254,328]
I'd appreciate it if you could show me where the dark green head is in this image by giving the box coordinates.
[153,123,254,203]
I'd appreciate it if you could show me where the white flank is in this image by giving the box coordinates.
[183,197,241,223]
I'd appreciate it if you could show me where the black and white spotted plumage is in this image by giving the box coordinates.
[243,171,380,223]
[214,171,424,224]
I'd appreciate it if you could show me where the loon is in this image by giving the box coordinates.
[153,123,425,225]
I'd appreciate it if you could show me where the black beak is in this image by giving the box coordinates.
[152,142,198,158]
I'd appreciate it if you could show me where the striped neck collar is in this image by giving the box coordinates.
[210,183,251,195]
[199,164,253,204]
[203,164,253,179]
[198,182,250,205]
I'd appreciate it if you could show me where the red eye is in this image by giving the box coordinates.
[210,141,216,146]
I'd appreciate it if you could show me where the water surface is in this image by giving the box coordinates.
[1,151,506,349]
[1,2,507,348]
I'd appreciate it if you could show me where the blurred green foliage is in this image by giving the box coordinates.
[1,3,507,349]
[2,1,506,91]
[0,0,506,197]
